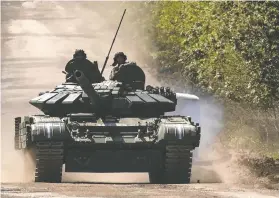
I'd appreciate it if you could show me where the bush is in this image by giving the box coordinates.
[151,1,279,109]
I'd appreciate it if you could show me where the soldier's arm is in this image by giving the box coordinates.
[111,66,121,80]
[109,67,117,80]
[84,60,102,82]
[92,61,104,81]
[65,60,75,73]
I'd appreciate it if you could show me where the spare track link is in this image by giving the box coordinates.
[35,141,64,183]
[164,145,193,184]
[14,117,21,150]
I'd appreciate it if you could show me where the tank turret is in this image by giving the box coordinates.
[28,72,178,117]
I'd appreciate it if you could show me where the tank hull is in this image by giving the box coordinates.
[15,114,200,184]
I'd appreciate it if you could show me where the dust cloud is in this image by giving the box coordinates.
[170,86,256,184]
[169,91,228,183]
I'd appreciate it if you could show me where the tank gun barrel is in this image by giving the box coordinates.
[74,70,99,107]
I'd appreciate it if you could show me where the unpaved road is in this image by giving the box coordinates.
[1,182,279,198]
[1,1,279,198]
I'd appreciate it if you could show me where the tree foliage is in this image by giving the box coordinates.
[149,1,279,108]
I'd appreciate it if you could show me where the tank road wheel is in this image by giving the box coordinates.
[149,145,193,184]
[35,141,64,183]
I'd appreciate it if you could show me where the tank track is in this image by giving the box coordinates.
[35,141,64,183]
[164,145,193,183]
[149,145,193,184]
[14,117,21,150]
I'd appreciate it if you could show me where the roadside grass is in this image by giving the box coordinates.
[215,103,279,185]
[219,103,279,160]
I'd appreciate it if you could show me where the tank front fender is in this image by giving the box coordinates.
[30,116,69,142]
[156,123,200,147]
[31,122,67,142]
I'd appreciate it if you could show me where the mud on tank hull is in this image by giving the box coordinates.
[14,113,200,184]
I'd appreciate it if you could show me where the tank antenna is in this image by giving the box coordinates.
[100,9,126,75]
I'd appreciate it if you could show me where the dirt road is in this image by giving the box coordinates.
[1,1,278,197]
[1,182,279,198]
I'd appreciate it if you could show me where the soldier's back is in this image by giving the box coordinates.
[110,62,145,88]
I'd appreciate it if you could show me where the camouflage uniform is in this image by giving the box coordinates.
[65,49,104,83]
[109,52,145,89]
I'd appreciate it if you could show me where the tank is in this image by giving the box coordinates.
[14,70,201,184]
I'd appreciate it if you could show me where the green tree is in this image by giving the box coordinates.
[150,1,279,109]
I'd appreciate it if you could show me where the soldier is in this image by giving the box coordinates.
[65,49,104,83]
[109,52,146,89]
[112,52,128,67]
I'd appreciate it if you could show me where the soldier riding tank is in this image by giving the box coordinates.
[14,10,201,184]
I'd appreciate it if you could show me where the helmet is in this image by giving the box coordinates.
[112,52,127,66]
[73,49,87,59]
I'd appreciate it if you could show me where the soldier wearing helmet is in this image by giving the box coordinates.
[112,52,127,67]
[109,52,145,89]
[65,49,104,83]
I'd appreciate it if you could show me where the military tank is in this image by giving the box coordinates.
[14,69,201,184]
[14,9,201,184]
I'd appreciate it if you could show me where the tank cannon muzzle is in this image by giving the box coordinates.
[74,70,99,107]
[74,70,83,78]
